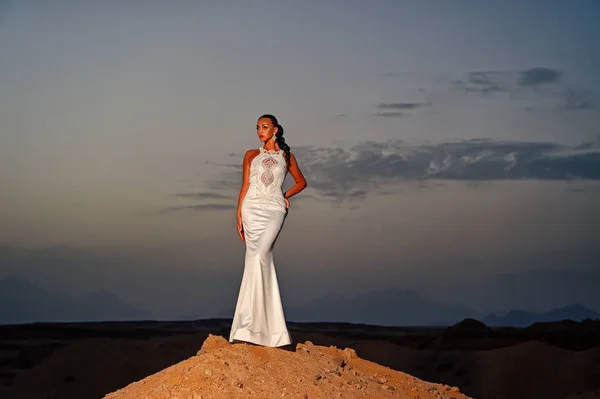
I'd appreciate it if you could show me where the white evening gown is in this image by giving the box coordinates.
[229,146,292,347]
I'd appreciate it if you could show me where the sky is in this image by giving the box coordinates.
[1,0,599,320]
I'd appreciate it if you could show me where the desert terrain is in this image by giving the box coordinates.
[104,334,472,399]
[0,318,599,399]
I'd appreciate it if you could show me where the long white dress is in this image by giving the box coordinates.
[229,146,292,347]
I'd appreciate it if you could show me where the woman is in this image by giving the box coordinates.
[229,114,307,347]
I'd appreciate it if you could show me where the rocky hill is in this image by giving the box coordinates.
[103,334,472,399]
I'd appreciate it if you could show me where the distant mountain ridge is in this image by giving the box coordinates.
[0,277,150,325]
[5,276,598,327]
[469,268,600,315]
[482,303,600,327]
[213,287,481,326]
[209,287,600,327]
[288,288,481,326]
[283,289,600,327]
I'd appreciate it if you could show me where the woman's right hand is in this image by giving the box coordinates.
[237,214,244,242]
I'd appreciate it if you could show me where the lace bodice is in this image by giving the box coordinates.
[247,147,288,201]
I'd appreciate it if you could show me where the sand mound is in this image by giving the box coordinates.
[103,334,472,399]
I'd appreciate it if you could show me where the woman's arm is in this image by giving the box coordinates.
[283,152,307,200]
[236,150,253,241]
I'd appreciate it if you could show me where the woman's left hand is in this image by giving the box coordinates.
[284,198,290,209]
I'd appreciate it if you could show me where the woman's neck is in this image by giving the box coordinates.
[262,141,279,152]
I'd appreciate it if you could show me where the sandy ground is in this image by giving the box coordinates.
[103,334,472,399]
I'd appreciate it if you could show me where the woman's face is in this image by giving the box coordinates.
[256,117,278,143]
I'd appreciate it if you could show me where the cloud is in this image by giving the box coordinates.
[451,71,504,95]
[373,102,430,118]
[560,88,594,110]
[174,192,234,200]
[372,67,588,114]
[160,204,236,213]
[206,166,242,192]
[160,192,237,213]
[376,103,428,110]
[574,137,600,150]
[205,138,600,202]
[566,182,600,195]
[517,67,562,87]
[451,67,594,111]
[373,112,405,118]
[293,139,600,200]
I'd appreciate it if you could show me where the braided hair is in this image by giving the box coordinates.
[259,114,291,167]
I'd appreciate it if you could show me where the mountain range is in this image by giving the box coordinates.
[482,303,600,326]
[282,288,479,326]
[2,277,598,326]
[214,288,600,327]
[0,277,149,325]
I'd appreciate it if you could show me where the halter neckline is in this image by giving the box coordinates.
[261,146,280,155]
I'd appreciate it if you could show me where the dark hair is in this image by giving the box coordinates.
[259,114,291,167]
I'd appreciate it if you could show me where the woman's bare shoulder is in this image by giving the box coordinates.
[243,149,260,162]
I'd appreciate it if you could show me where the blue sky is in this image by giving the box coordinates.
[1,1,599,319]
